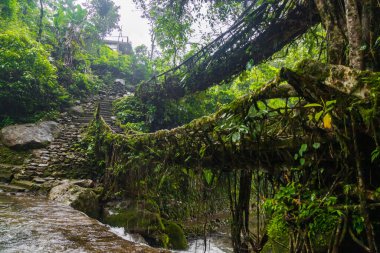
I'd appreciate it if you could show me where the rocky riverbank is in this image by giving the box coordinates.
[0,82,191,251]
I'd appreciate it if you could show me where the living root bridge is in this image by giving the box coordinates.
[89,60,380,252]
[136,0,320,101]
[91,60,378,174]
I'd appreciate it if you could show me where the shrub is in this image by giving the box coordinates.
[56,60,102,98]
[0,29,68,121]
[91,45,132,78]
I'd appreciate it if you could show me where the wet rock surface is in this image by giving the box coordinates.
[48,180,100,218]
[0,193,165,253]
[0,84,175,252]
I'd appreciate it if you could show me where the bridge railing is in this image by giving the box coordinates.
[137,0,319,100]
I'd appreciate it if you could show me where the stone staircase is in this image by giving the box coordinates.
[0,163,27,192]
[99,97,123,133]
[0,82,128,193]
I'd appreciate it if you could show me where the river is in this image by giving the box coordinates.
[0,192,232,253]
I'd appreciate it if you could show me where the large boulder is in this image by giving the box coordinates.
[0,121,61,149]
[49,180,99,218]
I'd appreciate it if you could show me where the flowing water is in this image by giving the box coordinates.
[0,192,159,253]
[0,192,232,253]
[177,235,233,253]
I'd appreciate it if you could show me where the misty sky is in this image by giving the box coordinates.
[108,0,151,48]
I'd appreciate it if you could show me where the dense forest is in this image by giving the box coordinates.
[1,0,380,253]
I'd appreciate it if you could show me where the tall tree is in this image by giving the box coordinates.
[315,0,380,70]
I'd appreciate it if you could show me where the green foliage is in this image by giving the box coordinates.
[371,147,380,163]
[0,29,68,121]
[265,182,341,246]
[266,215,288,241]
[71,71,102,95]
[202,169,213,185]
[88,0,120,38]
[0,145,30,165]
[94,45,132,70]
[0,0,18,20]
[0,116,14,128]
[113,95,152,132]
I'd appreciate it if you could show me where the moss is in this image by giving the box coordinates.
[295,59,329,81]
[104,207,168,247]
[11,179,39,190]
[93,186,104,195]
[135,199,160,214]
[0,145,29,165]
[103,202,188,250]
[164,221,188,250]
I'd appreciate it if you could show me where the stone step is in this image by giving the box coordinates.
[11,179,40,190]
[0,164,22,177]
[0,163,22,170]
[78,116,94,119]
[100,110,113,114]
[76,120,92,124]
[0,172,13,183]
[0,182,27,192]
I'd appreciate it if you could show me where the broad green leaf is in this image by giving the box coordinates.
[304,103,323,108]
[199,145,206,158]
[299,144,308,156]
[315,110,323,121]
[326,100,336,107]
[203,169,213,185]
[371,148,380,163]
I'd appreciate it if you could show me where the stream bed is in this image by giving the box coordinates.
[0,192,158,253]
[0,192,232,253]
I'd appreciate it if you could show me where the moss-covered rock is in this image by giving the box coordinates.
[49,181,100,218]
[104,207,168,247]
[136,199,160,214]
[102,200,187,249]
[164,221,188,250]
[0,145,29,165]
[11,179,40,190]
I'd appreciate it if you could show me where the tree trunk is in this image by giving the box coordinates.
[315,0,380,70]
[38,0,44,42]
[314,0,347,65]
[344,0,363,69]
